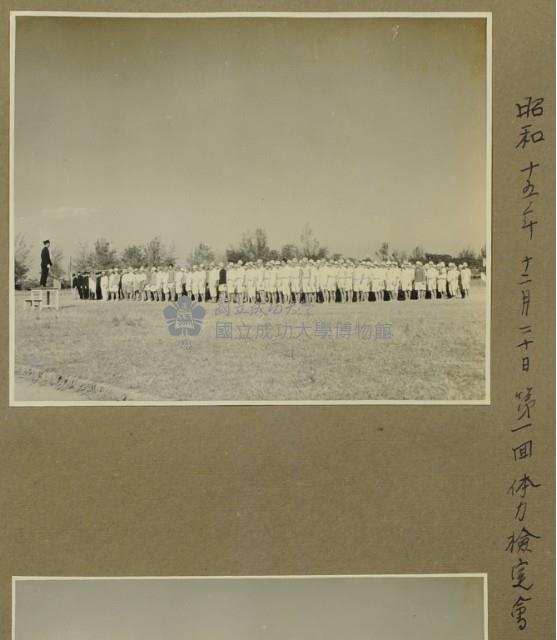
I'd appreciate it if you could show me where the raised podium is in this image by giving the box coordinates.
[24,288,60,311]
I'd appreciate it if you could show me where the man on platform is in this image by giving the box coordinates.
[40,240,52,287]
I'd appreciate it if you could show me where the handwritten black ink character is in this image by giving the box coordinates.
[521,161,540,199]
[513,440,533,461]
[516,387,536,419]
[515,96,544,119]
[515,124,545,149]
[511,595,531,630]
[507,474,541,499]
[514,501,528,522]
[506,527,541,554]
[511,558,533,590]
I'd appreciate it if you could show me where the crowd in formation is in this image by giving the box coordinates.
[72,257,475,304]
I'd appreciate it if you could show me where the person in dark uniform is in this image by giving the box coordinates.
[218,262,227,302]
[40,240,52,287]
[71,273,79,299]
[82,272,90,299]
[96,271,102,300]
[76,272,84,299]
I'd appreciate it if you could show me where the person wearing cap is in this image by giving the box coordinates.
[175,265,184,298]
[413,261,426,300]
[117,269,124,300]
[120,268,130,299]
[400,261,414,300]
[375,262,387,301]
[75,272,84,299]
[184,265,193,300]
[289,258,301,304]
[437,262,447,298]
[255,259,265,303]
[135,267,146,301]
[164,264,174,301]
[154,265,165,301]
[208,262,219,302]
[79,272,87,299]
[108,268,119,300]
[309,259,319,303]
[384,262,397,301]
[191,265,200,301]
[71,272,79,299]
[347,261,356,302]
[147,267,157,301]
[269,261,279,303]
[326,260,337,303]
[218,263,228,302]
[70,272,77,297]
[233,260,245,303]
[245,262,257,303]
[447,262,459,298]
[336,259,346,302]
[276,260,287,304]
[460,262,472,298]
[100,270,109,301]
[95,271,102,300]
[88,271,97,300]
[39,240,52,287]
[300,257,311,304]
[425,261,438,300]
[318,260,328,303]
[360,261,371,302]
[261,262,271,303]
[124,268,134,299]
[352,260,363,302]
[338,260,346,302]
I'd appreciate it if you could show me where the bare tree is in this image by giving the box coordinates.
[49,247,65,280]
[188,242,216,266]
[121,244,145,268]
[375,241,389,261]
[227,228,271,262]
[143,236,176,267]
[14,234,31,286]
[280,243,299,260]
[410,245,426,262]
[299,223,328,259]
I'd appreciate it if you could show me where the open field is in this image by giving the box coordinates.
[13,284,487,403]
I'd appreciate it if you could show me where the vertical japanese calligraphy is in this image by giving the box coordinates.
[508,95,545,632]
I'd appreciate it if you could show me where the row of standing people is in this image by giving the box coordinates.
[72,257,475,303]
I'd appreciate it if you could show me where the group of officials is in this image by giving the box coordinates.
[72,257,474,304]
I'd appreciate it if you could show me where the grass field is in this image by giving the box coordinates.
[13,284,487,402]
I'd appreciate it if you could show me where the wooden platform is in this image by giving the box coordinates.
[24,288,60,311]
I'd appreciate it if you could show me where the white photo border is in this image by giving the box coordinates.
[8,11,492,407]
[12,573,489,640]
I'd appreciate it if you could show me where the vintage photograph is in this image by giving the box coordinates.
[13,575,486,640]
[10,13,491,404]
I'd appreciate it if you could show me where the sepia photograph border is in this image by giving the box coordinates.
[8,11,493,407]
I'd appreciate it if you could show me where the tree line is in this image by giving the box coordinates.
[14,226,486,289]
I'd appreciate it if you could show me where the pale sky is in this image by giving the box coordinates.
[15,577,484,640]
[14,16,487,273]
